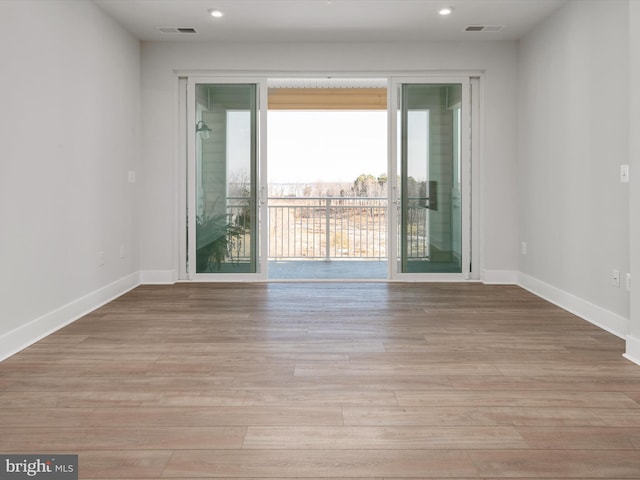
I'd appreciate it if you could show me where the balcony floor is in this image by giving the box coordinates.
[268,260,387,280]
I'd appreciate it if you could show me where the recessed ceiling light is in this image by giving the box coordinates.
[209,9,224,18]
[439,7,454,16]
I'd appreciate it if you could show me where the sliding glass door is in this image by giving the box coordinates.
[183,75,472,281]
[187,78,267,279]
[390,78,470,279]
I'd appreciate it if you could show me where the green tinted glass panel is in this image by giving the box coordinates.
[195,84,257,273]
[399,84,462,273]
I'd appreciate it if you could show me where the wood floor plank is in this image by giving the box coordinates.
[227,373,640,392]
[349,351,633,364]
[343,406,640,427]
[496,363,640,377]
[242,426,527,449]
[156,353,351,364]
[0,388,398,408]
[467,450,640,478]
[381,341,570,353]
[162,449,479,478]
[229,374,455,391]
[1,353,161,365]
[0,427,246,451]
[78,451,173,478]
[0,406,343,427]
[0,361,216,376]
[517,426,640,449]
[293,362,502,376]
[0,408,96,427]
[1,375,238,392]
[435,374,640,392]
[393,390,640,407]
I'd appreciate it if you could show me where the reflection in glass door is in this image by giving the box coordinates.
[396,81,469,276]
[188,81,263,277]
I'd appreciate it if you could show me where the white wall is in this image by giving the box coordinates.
[518,0,630,335]
[140,41,520,278]
[0,0,141,357]
[627,0,640,361]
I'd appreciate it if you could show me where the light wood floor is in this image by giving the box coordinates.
[1,282,640,479]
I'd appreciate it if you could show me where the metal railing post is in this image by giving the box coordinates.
[325,198,331,261]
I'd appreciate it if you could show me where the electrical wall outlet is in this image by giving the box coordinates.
[521,241,527,255]
[128,170,137,184]
[626,273,632,292]
[620,164,629,183]
[99,251,105,267]
[612,269,620,287]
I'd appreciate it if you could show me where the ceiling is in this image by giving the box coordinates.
[93,0,568,43]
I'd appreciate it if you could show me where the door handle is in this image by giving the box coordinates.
[260,186,266,205]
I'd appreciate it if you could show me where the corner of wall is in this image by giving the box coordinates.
[0,272,140,362]
[482,270,518,285]
[518,272,629,340]
[0,268,179,362]
[624,335,640,366]
[139,270,178,285]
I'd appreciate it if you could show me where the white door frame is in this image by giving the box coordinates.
[176,71,481,282]
[186,76,268,281]
[388,76,475,281]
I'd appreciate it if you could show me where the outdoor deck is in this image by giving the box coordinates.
[268,260,387,280]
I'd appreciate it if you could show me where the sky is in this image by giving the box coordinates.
[267,110,388,183]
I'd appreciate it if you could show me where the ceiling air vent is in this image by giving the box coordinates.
[158,27,199,34]
[464,25,504,32]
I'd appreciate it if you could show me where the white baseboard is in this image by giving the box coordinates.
[482,269,518,285]
[518,272,629,339]
[139,270,177,284]
[0,272,140,362]
[624,335,640,366]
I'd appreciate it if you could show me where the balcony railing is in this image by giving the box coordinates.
[269,197,387,260]
[225,196,429,262]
